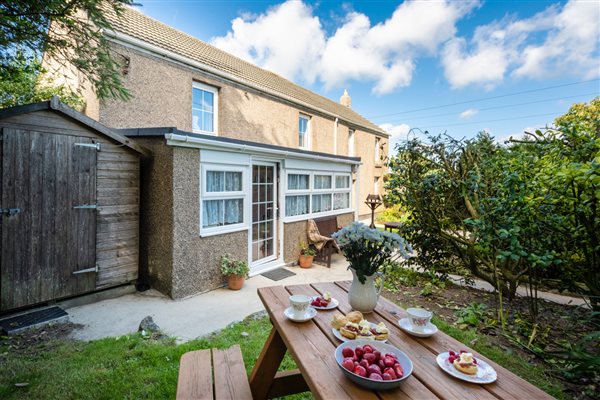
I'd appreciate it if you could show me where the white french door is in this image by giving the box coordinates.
[251,163,278,267]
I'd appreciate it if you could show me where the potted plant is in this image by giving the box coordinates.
[220,254,250,290]
[333,222,411,313]
[298,242,317,268]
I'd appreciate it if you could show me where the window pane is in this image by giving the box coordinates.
[299,131,305,148]
[336,175,350,189]
[203,91,214,112]
[286,195,309,216]
[202,111,214,132]
[314,175,332,190]
[206,171,224,192]
[192,109,202,131]
[334,192,350,210]
[202,200,223,228]
[225,171,242,191]
[288,174,309,190]
[312,194,332,213]
[192,88,202,109]
[224,199,243,225]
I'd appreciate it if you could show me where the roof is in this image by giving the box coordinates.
[117,127,362,164]
[102,6,387,137]
[0,97,151,157]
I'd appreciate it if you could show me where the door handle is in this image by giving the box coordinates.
[0,208,21,216]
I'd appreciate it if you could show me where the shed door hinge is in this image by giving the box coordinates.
[74,143,100,151]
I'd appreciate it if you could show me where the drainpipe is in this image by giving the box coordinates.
[333,117,338,155]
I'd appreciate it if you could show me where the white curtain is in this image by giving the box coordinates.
[206,171,224,192]
[202,200,223,227]
[286,195,309,216]
[224,199,243,225]
[288,174,309,190]
[314,175,332,189]
[334,193,350,210]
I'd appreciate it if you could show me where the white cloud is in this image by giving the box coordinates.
[211,1,325,84]
[459,108,479,119]
[442,0,600,88]
[212,0,478,94]
[380,123,411,152]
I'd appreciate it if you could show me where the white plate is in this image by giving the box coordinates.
[436,352,497,384]
[284,306,317,322]
[310,296,339,310]
[398,318,438,337]
[332,322,388,343]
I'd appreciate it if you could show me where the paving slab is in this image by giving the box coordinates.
[66,256,352,342]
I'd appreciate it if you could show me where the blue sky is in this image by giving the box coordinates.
[136,1,600,148]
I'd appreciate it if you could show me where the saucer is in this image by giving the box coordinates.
[284,307,317,322]
[398,317,438,337]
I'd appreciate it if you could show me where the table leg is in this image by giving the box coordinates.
[249,326,287,400]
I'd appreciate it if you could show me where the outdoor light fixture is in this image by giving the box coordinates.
[365,194,383,229]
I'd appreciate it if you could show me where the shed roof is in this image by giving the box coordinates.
[101,6,387,137]
[0,98,151,157]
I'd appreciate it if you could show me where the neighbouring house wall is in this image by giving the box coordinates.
[282,212,354,264]
[171,147,248,299]
[0,110,141,293]
[136,138,174,295]
[355,129,388,218]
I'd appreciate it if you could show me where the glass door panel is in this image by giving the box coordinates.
[251,164,277,264]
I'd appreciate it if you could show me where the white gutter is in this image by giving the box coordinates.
[165,133,362,165]
[104,29,389,138]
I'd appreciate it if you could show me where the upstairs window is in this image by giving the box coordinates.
[375,137,381,163]
[192,82,218,134]
[299,114,310,149]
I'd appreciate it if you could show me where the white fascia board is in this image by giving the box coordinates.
[165,133,361,166]
[103,29,389,138]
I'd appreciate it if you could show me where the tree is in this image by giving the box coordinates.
[0,0,134,101]
[0,50,83,109]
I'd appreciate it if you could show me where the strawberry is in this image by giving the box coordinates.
[367,364,382,375]
[449,350,456,356]
[341,347,354,358]
[382,372,393,381]
[394,363,404,378]
[368,373,383,381]
[363,345,374,354]
[359,359,369,369]
[378,359,386,370]
[354,365,367,377]
[342,358,354,371]
[355,347,364,358]
[363,353,376,364]
[383,356,396,367]
[384,367,397,380]
[373,351,381,361]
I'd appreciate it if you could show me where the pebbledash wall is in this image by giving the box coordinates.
[86,43,387,218]
[137,137,354,298]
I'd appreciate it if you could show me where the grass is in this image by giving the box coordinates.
[0,316,309,400]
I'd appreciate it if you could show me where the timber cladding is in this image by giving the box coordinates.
[0,104,146,311]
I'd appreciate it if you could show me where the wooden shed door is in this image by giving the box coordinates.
[1,129,97,311]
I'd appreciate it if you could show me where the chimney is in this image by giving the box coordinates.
[340,89,351,108]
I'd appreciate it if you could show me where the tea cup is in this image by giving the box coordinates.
[289,295,311,318]
[406,308,432,332]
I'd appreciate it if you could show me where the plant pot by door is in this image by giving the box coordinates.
[348,268,385,313]
[227,274,245,290]
[298,255,314,268]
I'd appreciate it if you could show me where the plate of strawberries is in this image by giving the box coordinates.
[310,292,338,310]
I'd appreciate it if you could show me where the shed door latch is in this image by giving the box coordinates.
[74,143,100,151]
[73,204,97,210]
[72,265,99,275]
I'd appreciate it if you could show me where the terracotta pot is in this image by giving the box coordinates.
[298,254,314,268]
[227,274,245,290]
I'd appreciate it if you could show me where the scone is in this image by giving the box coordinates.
[373,322,389,341]
[331,315,347,330]
[453,353,478,375]
[339,322,360,339]
[346,311,363,324]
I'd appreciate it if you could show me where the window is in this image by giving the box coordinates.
[284,171,352,219]
[285,173,310,216]
[348,129,355,156]
[375,137,381,163]
[192,82,218,134]
[201,165,245,234]
[299,114,310,149]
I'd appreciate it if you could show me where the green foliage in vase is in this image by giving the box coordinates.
[333,221,411,284]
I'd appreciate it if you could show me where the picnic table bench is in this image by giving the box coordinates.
[248,281,555,399]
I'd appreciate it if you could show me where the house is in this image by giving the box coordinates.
[48,6,389,298]
[0,98,149,311]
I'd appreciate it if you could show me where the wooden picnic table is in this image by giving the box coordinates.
[249,281,554,400]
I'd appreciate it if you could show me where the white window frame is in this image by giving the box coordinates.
[348,128,355,156]
[192,81,219,135]
[283,170,353,222]
[200,164,248,236]
[299,114,311,150]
